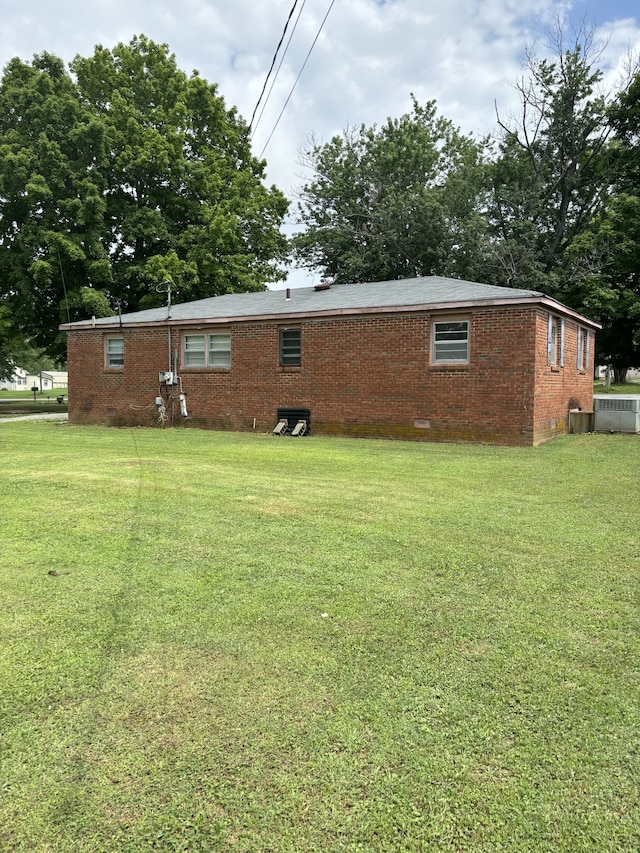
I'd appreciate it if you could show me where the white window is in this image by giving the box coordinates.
[208,333,231,368]
[184,334,206,367]
[547,315,565,367]
[432,320,469,363]
[184,333,231,368]
[105,336,124,368]
[577,327,589,371]
[585,329,591,370]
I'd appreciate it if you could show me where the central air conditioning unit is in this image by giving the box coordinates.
[593,395,640,433]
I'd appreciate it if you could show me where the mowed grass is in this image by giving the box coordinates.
[0,424,638,852]
[593,381,640,394]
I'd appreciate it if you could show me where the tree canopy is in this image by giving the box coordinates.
[2,28,639,375]
[581,73,640,378]
[292,27,640,371]
[486,34,614,300]
[292,99,489,285]
[0,36,288,365]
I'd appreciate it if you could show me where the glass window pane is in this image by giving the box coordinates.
[435,322,468,339]
[550,320,558,365]
[184,334,206,367]
[280,329,301,365]
[208,333,231,368]
[436,343,468,360]
[106,337,124,367]
[433,321,468,362]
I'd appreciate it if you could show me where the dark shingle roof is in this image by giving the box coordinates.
[63,276,549,329]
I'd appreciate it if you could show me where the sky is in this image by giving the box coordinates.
[1,0,639,287]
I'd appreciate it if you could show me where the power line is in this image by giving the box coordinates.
[248,0,301,134]
[259,0,337,160]
[252,0,308,137]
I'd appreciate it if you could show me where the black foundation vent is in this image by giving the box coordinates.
[277,407,311,436]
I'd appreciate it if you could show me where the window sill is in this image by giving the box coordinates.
[429,362,470,370]
[181,367,231,373]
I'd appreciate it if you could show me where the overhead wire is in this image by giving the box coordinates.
[258,0,337,160]
[251,0,308,136]
[248,0,301,134]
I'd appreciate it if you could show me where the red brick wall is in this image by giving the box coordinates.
[65,304,594,445]
[532,308,595,444]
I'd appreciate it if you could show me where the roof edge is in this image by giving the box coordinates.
[538,296,601,329]
[59,294,601,331]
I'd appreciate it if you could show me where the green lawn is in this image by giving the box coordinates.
[593,381,640,395]
[0,389,66,398]
[0,389,68,415]
[0,424,638,852]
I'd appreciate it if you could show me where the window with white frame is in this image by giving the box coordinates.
[184,334,206,367]
[208,333,231,367]
[183,333,231,368]
[432,320,469,363]
[577,326,589,371]
[585,327,591,370]
[105,336,124,368]
[547,314,565,368]
[550,318,557,364]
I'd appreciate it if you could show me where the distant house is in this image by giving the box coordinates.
[46,371,68,389]
[1,368,68,392]
[24,371,68,391]
[60,276,599,446]
[25,372,54,391]
[0,366,28,391]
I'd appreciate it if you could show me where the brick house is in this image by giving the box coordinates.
[60,276,599,446]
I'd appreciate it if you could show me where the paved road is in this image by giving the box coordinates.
[0,413,68,423]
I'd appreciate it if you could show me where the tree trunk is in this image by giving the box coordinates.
[613,367,628,384]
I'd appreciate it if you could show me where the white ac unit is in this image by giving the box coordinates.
[593,395,640,433]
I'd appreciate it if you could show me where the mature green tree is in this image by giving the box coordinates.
[483,23,640,378]
[0,309,65,381]
[0,52,110,359]
[485,28,615,300]
[292,99,489,284]
[595,236,640,380]
[71,36,288,310]
[0,36,289,361]
[0,306,21,381]
[579,73,640,379]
